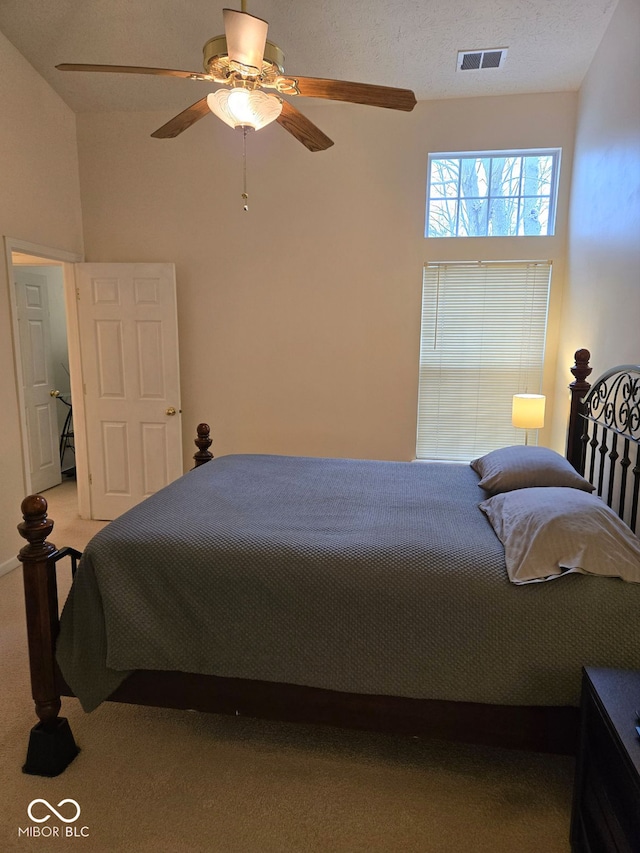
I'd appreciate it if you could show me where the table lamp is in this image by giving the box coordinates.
[512,393,545,445]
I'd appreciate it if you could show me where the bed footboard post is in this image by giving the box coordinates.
[193,422,214,468]
[566,349,592,473]
[18,495,79,776]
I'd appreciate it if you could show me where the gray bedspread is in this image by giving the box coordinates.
[56,454,640,712]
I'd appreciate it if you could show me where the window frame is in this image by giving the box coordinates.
[425,148,562,239]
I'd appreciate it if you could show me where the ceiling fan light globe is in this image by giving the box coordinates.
[207,89,282,130]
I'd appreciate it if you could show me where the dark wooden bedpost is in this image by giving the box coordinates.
[18,495,79,776]
[193,422,214,468]
[566,349,592,473]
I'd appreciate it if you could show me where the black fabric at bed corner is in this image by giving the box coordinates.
[56,454,640,713]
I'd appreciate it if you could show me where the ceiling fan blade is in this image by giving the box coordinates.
[150,98,211,138]
[276,101,334,152]
[223,8,268,73]
[56,63,212,81]
[278,76,417,111]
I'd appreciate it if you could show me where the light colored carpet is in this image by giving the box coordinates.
[2,482,575,852]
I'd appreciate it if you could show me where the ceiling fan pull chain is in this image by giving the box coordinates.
[242,126,249,212]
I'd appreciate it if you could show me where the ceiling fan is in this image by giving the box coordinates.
[56,2,417,152]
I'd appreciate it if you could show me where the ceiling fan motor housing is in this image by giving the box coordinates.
[203,35,285,85]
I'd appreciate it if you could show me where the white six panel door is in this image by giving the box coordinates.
[75,263,182,520]
[14,269,62,493]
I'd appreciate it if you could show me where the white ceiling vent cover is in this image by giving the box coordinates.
[457,48,508,71]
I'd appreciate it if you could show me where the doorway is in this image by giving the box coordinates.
[8,240,183,521]
[14,263,70,491]
[6,237,90,518]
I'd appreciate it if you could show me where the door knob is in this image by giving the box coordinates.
[50,390,61,397]
[166,407,177,416]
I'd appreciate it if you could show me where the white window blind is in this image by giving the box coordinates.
[416,260,551,461]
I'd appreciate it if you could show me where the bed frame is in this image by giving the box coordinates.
[16,349,640,776]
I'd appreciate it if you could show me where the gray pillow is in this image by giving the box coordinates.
[470,445,594,494]
[480,487,640,584]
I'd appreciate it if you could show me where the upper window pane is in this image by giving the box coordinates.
[429,158,459,198]
[425,149,561,238]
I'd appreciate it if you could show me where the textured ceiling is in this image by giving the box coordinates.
[0,0,618,113]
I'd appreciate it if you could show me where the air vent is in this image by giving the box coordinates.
[457,48,508,71]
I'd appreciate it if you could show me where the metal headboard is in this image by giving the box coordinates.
[571,355,640,534]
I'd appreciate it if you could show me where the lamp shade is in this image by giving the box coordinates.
[512,394,546,429]
[207,89,282,130]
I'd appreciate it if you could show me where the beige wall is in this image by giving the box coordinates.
[76,91,576,469]
[554,0,640,433]
[0,31,83,571]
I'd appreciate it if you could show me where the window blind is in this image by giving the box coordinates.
[416,260,551,461]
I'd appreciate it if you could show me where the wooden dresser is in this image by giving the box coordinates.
[571,667,640,852]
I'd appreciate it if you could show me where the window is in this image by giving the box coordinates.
[416,261,551,461]
[425,150,561,238]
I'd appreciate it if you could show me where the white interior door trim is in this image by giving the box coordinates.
[4,237,90,518]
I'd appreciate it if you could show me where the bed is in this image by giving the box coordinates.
[17,349,640,776]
